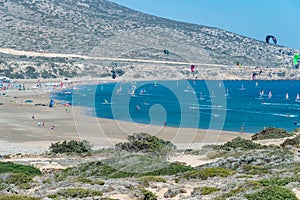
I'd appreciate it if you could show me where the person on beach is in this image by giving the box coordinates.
[241,123,245,135]
[32,114,35,120]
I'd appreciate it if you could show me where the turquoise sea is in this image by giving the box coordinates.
[52,80,300,133]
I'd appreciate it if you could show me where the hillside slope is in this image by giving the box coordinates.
[0,0,297,79]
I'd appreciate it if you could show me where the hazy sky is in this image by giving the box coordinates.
[109,0,299,50]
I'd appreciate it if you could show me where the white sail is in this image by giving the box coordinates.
[268,91,272,99]
[296,94,300,102]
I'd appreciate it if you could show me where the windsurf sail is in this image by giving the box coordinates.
[296,94,300,102]
[268,91,272,99]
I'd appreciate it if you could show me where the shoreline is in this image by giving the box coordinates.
[0,78,252,155]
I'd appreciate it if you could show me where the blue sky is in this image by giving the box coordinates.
[109,0,299,49]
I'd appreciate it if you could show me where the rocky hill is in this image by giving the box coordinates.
[0,0,297,80]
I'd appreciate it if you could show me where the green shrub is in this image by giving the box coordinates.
[215,137,261,151]
[115,133,176,157]
[243,164,270,175]
[200,186,220,195]
[192,186,220,197]
[46,194,58,199]
[49,140,92,154]
[0,195,40,200]
[182,167,233,180]
[56,188,102,198]
[140,188,157,200]
[143,162,193,177]
[57,154,193,180]
[91,180,105,185]
[252,127,292,140]
[5,173,33,188]
[236,175,253,179]
[215,180,262,200]
[139,176,167,186]
[245,186,297,200]
[0,162,41,176]
[258,176,300,186]
[76,177,105,185]
[76,177,93,184]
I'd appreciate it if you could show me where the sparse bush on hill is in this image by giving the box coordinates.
[252,127,293,140]
[115,133,176,157]
[49,140,92,154]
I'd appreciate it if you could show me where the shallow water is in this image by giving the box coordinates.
[52,80,300,133]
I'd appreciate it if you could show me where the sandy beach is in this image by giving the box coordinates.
[0,78,251,155]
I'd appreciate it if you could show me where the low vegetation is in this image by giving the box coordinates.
[181,167,233,180]
[244,186,298,200]
[5,173,34,189]
[214,137,261,151]
[252,127,293,140]
[1,131,299,199]
[215,180,262,200]
[139,176,167,186]
[0,195,40,200]
[258,176,300,187]
[140,188,157,200]
[192,186,220,196]
[0,162,41,176]
[75,177,105,185]
[49,140,92,154]
[47,188,102,199]
[56,154,193,180]
[243,164,270,175]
